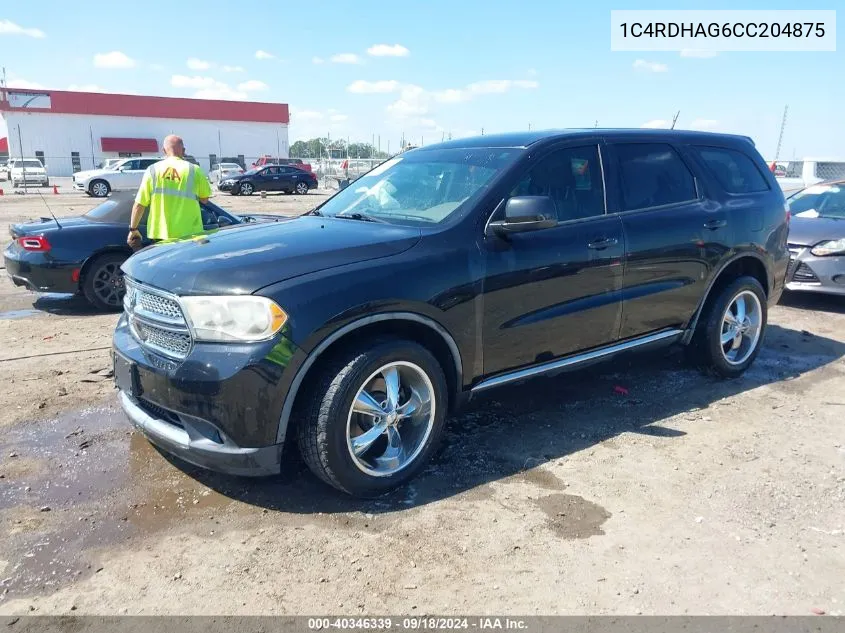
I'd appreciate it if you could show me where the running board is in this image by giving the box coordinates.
[471,329,684,393]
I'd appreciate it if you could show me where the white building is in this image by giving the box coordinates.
[0,88,290,176]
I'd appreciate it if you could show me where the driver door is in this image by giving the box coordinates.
[479,142,625,377]
[110,159,139,190]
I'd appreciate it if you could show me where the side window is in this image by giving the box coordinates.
[615,143,697,211]
[509,145,606,222]
[138,159,157,169]
[122,160,139,170]
[694,146,769,194]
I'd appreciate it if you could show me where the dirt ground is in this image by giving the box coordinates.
[0,186,844,616]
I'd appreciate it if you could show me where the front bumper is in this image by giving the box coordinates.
[785,248,845,296]
[12,175,48,185]
[217,180,237,192]
[118,391,282,476]
[3,247,80,293]
[112,313,299,476]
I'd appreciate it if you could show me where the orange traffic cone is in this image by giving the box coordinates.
[52,184,59,194]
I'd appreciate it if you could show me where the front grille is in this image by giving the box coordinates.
[137,290,182,321]
[133,319,192,357]
[124,278,192,360]
[138,398,183,428]
[792,262,820,283]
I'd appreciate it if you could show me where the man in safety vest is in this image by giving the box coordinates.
[127,135,212,249]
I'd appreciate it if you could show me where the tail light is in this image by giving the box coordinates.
[17,235,51,252]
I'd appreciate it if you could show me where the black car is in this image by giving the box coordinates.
[220,165,318,196]
[113,129,789,497]
[4,193,283,311]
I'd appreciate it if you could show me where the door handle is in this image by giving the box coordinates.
[704,219,727,230]
[587,237,618,250]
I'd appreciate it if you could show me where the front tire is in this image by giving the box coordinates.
[296,339,448,497]
[686,276,767,378]
[239,182,254,196]
[82,253,128,311]
[89,179,110,198]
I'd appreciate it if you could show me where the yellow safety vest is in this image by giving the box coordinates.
[134,157,212,240]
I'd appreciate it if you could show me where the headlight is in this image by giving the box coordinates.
[810,238,845,257]
[180,295,287,342]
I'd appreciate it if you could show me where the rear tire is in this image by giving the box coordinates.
[82,253,128,312]
[296,339,448,497]
[686,276,767,378]
[295,182,309,195]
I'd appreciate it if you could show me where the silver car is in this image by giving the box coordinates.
[209,162,244,185]
[785,179,845,296]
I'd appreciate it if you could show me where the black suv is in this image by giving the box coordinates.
[113,130,789,497]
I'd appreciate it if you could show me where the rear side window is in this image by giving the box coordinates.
[615,143,697,211]
[694,146,770,194]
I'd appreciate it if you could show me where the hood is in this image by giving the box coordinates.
[11,165,45,174]
[74,168,113,180]
[122,215,422,294]
[788,216,845,246]
[74,167,114,179]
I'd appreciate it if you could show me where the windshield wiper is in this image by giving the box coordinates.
[334,211,388,223]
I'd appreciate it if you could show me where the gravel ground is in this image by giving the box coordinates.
[0,188,843,616]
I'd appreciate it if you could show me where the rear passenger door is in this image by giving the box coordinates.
[606,141,729,338]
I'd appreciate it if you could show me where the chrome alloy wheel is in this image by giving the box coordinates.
[720,290,763,366]
[295,181,309,194]
[91,181,109,197]
[346,361,435,477]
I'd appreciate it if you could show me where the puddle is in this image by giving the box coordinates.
[0,309,41,320]
[537,493,611,539]
[0,404,236,600]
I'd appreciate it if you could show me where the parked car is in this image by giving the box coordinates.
[209,162,244,185]
[73,157,162,197]
[185,155,200,167]
[0,158,9,181]
[7,158,49,188]
[776,158,845,196]
[784,179,845,296]
[113,129,789,497]
[4,193,284,311]
[220,165,318,195]
[252,155,313,173]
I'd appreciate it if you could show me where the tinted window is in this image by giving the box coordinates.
[263,167,280,176]
[121,160,140,170]
[139,159,158,169]
[616,143,697,211]
[510,145,605,222]
[695,146,769,194]
[83,197,136,223]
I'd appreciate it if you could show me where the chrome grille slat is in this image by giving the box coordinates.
[124,278,193,360]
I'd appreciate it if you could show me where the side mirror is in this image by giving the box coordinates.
[217,215,234,227]
[487,196,557,236]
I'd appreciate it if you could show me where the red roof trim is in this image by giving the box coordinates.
[2,89,289,124]
[0,137,8,153]
[101,137,159,152]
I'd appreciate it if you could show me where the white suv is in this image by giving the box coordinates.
[8,158,49,187]
[73,157,161,197]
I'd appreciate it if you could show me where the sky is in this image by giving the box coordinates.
[0,0,842,158]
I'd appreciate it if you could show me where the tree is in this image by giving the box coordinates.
[290,138,388,160]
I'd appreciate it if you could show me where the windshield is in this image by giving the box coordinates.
[788,184,845,219]
[316,147,521,225]
[15,160,44,169]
